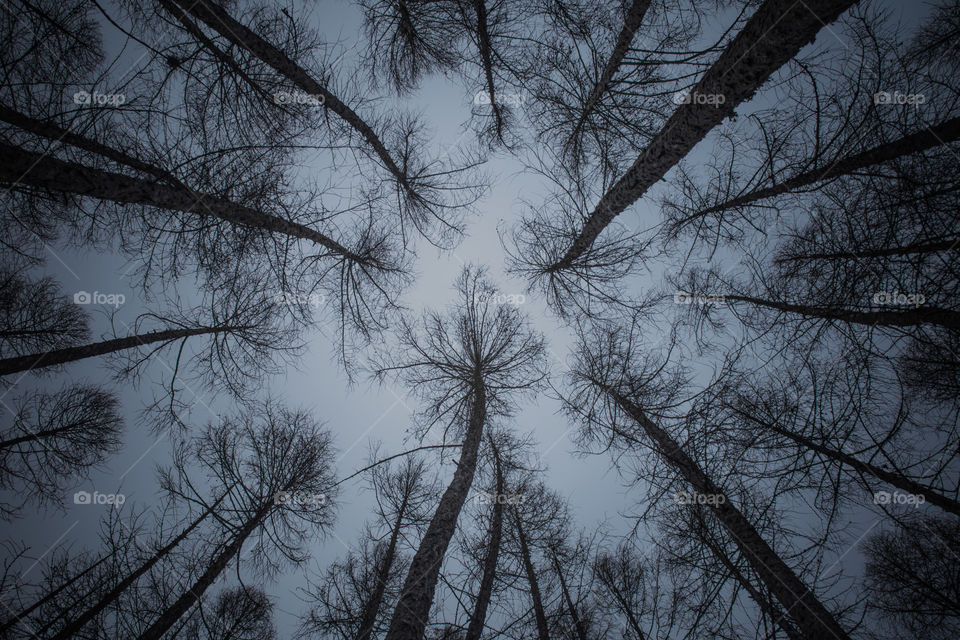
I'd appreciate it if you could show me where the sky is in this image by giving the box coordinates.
[0,0,937,637]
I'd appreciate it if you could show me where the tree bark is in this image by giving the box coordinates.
[606,388,851,640]
[0,325,239,377]
[0,143,361,259]
[464,436,504,640]
[136,502,273,640]
[679,116,960,224]
[725,294,960,330]
[356,493,410,640]
[385,380,487,640]
[514,507,550,640]
[169,0,413,197]
[472,0,505,142]
[550,0,858,271]
[569,0,652,144]
[49,494,227,640]
[734,408,960,516]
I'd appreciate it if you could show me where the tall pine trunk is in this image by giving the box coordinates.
[551,551,588,640]
[464,437,505,640]
[0,326,241,377]
[169,0,413,197]
[48,493,227,640]
[514,506,550,640]
[356,493,410,640]
[550,0,858,271]
[734,409,960,515]
[607,388,851,639]
[472,0,505,142]
[679,115,960,224]
[136,502,273,640]
[385,379,487,640]
[0,143,361,259]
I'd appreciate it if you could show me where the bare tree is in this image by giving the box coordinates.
[183,586,276,640]
[374,265,545,639]
[0,267,89,358]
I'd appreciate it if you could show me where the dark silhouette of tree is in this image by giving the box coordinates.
[373,265,545,639]
[565,322,852,639]
[864,516,960,640]
[0,384,122,517]
[0,268,89,359]
[183,586,276,640]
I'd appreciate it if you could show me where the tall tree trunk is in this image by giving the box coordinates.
[169,0,414,197]
[678,115,960,225]
[550,0,858,271]
[464,436,505,640]
[0,105,184,188]
[385,379,487,640]
[697,524,805,640]
[356,493,410,640]
[0,325,241,377]
[605,387,851,639]
[472,0,505,142]
[568,0,652,145]
[551,551,588,640]
[136,502,273,640]
[514,507,550,640]
[725,293,960,330]
[0,143,362,259]
[777,237,960,263]
[734,408,960,516]
[48,493,228,640]
[595,565,646,640]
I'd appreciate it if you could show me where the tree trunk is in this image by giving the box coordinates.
[385,380,487,640]
[551,551,588,640]
[0,143,361,259]
[0,325,239,377]
[680,115,960,223]
[472,0,505,142]
[514,507,550,640]
[356,493,410,640]
[777,237,960,263]
[569,0,652,144]
[734,408,960,516]
[169,0,413,197]
[725,293,960,330]
[464,436,505,640]
[595,565,646,640]
[136,502,273,640]
[49,493,228,640]
[550,0,858,271]
[607,388,851,640]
